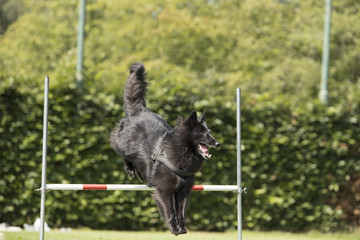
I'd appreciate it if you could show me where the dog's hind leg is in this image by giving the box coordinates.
[154,190,179,235]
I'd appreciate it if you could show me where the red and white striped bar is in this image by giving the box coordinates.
[45,184,238,192]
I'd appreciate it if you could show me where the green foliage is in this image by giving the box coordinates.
[0,0,360,233]
[1,81,359,232]
[241,96,360,231]
[0,0,25,34]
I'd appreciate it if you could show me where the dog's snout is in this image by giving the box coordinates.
[215,142,221,148]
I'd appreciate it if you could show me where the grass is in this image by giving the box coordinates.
[2,230,360,240]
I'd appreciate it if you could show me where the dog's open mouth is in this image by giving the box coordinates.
[198,144,212,159]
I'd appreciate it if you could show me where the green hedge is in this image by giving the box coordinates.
[1,81,359,232]
[241,96,360,231]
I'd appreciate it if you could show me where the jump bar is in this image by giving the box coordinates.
[45,184,239,192]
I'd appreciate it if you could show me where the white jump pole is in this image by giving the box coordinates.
[39,76,49,240]
[45,184,238,191]
[237,88,242,240]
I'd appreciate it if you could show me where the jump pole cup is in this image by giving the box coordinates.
[39,76,49,240]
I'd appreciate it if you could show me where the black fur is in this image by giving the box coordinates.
[110,62,220,235]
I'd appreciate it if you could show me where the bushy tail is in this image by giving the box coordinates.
[123,62,148,116]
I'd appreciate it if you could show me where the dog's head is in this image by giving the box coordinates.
[184,111,220,159]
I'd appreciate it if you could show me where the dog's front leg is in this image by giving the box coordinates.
[154,190,178,235]
[176,190,190,234]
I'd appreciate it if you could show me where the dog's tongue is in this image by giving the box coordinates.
[199,144,209,156]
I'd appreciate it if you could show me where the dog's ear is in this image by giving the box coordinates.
[199,112,206,123]
[186,110,198,128]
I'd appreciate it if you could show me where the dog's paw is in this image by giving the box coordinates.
[178,227,187,235]
[125,166,135,178]
[170,226,186,235]
[170,226,179,236]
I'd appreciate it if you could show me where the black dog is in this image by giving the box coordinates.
[110,62,220,235]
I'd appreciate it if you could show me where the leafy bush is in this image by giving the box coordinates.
[1,80,359,231]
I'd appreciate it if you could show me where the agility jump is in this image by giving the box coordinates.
[38,76,244,240]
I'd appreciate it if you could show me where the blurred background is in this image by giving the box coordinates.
[0,0,359,233]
